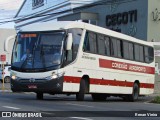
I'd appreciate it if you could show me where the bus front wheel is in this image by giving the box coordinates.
[76,79,86,101]
[36,92,43,100]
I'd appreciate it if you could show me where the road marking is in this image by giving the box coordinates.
[70,117,93,120]
[3,106,20,110]
[66,103,94,108]
[40,111,54,115]
[24,92,35,94]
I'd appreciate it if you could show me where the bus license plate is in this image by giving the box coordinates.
[28,85,37,89]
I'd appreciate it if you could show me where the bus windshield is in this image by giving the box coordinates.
[12,31,65,72]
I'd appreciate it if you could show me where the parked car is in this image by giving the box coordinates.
[0,66,11,83]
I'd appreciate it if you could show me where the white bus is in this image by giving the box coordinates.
[6,21,155,101]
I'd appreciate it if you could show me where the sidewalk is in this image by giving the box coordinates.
[0,83,11,90]
[153,74,160,96]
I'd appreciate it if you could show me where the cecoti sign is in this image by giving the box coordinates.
[106,10,137,27]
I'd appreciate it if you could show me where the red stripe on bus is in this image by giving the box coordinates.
[99,59,155,74]
[90,79,133,87]
[64,76,81,83]
[64,76,154,89]
[140,83,154,89]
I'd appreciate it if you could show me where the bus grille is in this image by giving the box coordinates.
[19,79,46,83]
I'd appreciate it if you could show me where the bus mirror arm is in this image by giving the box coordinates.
[66,33,73,50]
[4,35,16,52]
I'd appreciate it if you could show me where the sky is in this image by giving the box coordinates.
[0,0,24,28]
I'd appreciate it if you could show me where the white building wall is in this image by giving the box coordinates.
[0,29,16,65]
[147,0,160,42]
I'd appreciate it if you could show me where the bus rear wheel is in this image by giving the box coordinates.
[127,83,139,102]
[36,92,43,100]
[92,94,107,101]
[76,79,87,101]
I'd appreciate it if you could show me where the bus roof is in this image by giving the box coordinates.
[19,21,153,47]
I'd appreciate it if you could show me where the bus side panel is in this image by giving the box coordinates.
[62,67,81,92]
[140,88,154,95]
[90,85,133,94]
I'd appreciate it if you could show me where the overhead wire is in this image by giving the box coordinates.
[0,0,137,25]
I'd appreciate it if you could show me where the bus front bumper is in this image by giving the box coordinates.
[10,76,64,93]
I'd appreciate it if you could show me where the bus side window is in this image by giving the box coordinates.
[84,31,97,54]
[144,46,154,63]
[128,42,134,60]
[110,38,118,57]
[148,47,154,62]
[134,44,140,61]
[104,36,111,56]
[117,40,123,58]
[66,29,82,62]
[97,34,105,55]
[72,29,82,60]
[139,45,144,62]
[83,32,90,51]
[66,49,73,62]
[88,32,97,54]
[123,41,129,59]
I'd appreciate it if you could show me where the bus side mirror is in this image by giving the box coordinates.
[4,35,16,52]
[66,33,73,50]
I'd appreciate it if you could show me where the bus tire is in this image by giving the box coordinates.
[128,83,139,102]
[36,93,43,100]
[76,79,86,101]
[92,94,107,101]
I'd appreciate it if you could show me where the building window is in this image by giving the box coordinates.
[32,0,44,9]
[82,20,97,25]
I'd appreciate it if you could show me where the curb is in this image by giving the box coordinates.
[0,90,12,92]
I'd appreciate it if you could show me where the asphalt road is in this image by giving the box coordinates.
[0,83,160,120]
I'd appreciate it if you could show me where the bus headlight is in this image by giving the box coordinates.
[46,72,65,80]
[51,74,58,79]
[46,74,58,80]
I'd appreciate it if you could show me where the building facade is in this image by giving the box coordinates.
[15,0,160,42]
[15,0,100,29]
[0,28,16,65]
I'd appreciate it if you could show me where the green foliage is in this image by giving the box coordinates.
[152,96,160,104]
